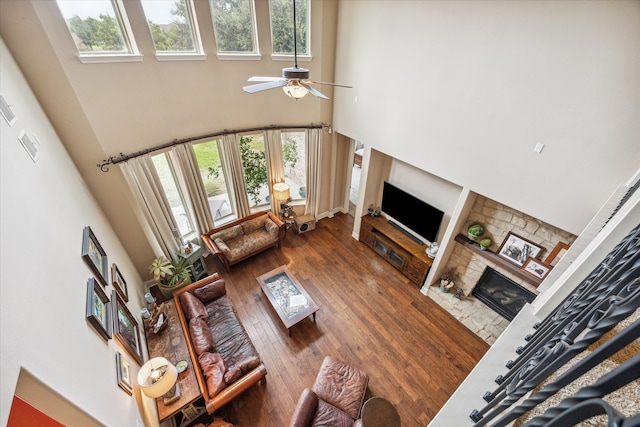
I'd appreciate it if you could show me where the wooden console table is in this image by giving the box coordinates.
[359,215,433,286]
[144,299,203,424]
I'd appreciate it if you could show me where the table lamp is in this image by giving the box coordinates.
[273,182,290,205]
[137,357,180,404]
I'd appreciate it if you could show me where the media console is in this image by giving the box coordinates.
[359,215,433,286]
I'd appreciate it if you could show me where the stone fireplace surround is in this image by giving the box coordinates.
[426,196,576,345]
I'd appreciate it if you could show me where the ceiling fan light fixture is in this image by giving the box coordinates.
[283,82,309,99]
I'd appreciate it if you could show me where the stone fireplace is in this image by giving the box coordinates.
[427,195,577,344]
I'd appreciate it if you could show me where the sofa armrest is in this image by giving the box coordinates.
[290,388,319,427]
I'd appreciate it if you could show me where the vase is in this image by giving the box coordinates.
[158,276,193,299]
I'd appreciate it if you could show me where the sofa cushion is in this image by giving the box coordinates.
[242,215,266,234]
[193,279,227,303]
[312,400,356,427]
[239,229,276,254]
[189,316,216,355]
[180,291,208,321]
[198,352,227,398]
[312,357,369,419]
[212,224,243,242]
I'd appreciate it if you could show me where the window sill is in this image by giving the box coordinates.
[155,53,207,61]
[216,53,262,61]
[78,54,143,64]
[271,54,312,62]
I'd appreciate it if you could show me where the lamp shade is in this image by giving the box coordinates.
[273,182,290,202]
[137,357,178,398]
[282,83,308,99]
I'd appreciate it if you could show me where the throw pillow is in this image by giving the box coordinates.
[214,238,231,257]
[264,218,278,236]
[198,352,227,398]
[193,279,227,302]
[189,316,216,355]
[180,291,208,321]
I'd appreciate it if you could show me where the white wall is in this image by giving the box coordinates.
[333,0,640,235]
[0,39,153,426]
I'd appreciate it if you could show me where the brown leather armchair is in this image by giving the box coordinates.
[290,356,369,427]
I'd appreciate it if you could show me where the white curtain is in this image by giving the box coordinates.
[170,144,214,236]
[264,129,284,213]
[119,156,179,259]
[305,128,322,217]
[219,134,251,218]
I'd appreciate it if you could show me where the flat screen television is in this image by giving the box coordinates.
[381,181,444,243]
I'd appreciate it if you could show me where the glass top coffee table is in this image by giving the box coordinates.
[256,265,319,336]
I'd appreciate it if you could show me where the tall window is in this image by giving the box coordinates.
[192,139,235,224]
[282,131,306,201]
[209,0,258,54]
[270,0,309,56]
[151,152,194,240]
[56,0,138,57]
[141,0,202,55]
[239,134,269,210]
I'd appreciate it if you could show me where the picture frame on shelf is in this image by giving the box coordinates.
[546,242,570,267]
[111,263,129,302]
[497,232,545,267]
[521,257,552,281]
[115,351,133,395]
[112,290,143,365]
[82,226,109,287]
[86,278,112,340]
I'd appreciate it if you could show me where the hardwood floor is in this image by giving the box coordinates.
[200,213,489,426]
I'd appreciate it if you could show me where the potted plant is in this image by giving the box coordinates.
[467,223,484,242]
[480,238,492,251]
[149,256,193,299]
[439,269,458,293]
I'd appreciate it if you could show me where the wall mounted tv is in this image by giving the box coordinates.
[381,181,444,244]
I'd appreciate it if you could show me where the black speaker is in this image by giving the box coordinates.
[295,214,316,234]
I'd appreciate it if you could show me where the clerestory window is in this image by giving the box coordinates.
[140,0,205,60]
[56,0,141,63]
[209,0,259,58]
[270,0,309,58]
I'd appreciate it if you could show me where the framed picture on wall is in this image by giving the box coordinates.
[115,351,133,395]
[546,242,570,267]
[521,257,551,281]
[112,290,143,365]
[82,226,109,287]
[111,263,129,302]
[86,278,112,340]
[497,232,545,267]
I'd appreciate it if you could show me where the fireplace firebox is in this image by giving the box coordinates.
[472,267,537,321]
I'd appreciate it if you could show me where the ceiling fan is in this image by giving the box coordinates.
[242,0,351,100]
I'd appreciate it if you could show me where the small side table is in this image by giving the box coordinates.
[176,243,207,281]
[361,397,400,427]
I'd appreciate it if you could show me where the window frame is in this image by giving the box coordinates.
[269,0,311,61]
[141,0,207,61]
[56,0,143,63]
[210,0,261,60]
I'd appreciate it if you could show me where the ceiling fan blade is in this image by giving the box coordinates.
[306,80,353,89]
[300,83,329,100]
[243,80,288,93]
[247,76,285,82]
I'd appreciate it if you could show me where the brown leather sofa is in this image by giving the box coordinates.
[202,210,284,272]
[290,356,369,427]
[174,274,267,414]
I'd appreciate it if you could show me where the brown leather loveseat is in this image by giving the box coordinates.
[290,356,369,427]
[174,274,267,414]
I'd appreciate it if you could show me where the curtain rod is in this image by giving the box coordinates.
[97,123,331,172]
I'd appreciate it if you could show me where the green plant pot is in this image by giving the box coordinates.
[158,277,192,299]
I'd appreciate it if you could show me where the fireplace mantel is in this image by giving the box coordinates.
[454,234,542,287]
